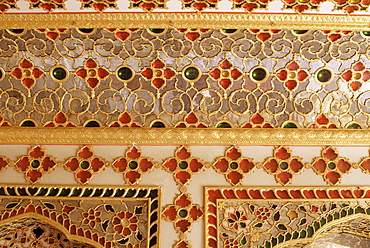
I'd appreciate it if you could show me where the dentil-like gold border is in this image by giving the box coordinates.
[0,127,368,146]
[2,13,370,30]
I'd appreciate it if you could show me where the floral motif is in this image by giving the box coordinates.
[128,0,165,11]
[231,0,272,12]
[14,146,57,184]
[141,58,176,90]
[112,211,139,236]
[109,112,141,127]
[177,28,210,41]
[321,30,352,42]
[213,146,255,186]
[312,146,351,185]
[175,112,207,128]
[262,146,305,185]
[78,0,117,12]
[26,0,66,12]
[76,58,109,89]
[357,149,370,174]
[11,59,44,89]
[332,0,370,14]
[105,28,138,41]
[44,112,76,127]
[242,113,273,128]
[222,206,250,232]
[162,146,205,186]
[162,192,203,234]
[225,238,239,248]
[281,0,325,13]
[180,0,220,11]
[0,0,18,13]
[36,29,67,40]
[276,61,308,91]
[209,59,243,90]
[64,146,106,184]
[308,114,338,129]
[112,146,154,185]
[82,208,101,228]
[254,207,270,220]
[341,61,370,91]
[249,29,281,42]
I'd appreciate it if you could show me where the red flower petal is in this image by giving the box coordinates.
[325,171,341,185]
[220,60,232,70]
[152,59,165,69]
[276,70,287,81]
[163,206,177,220]
[186,32,200,41]
[251,113,264,124]
[66,158,79,172]
[323,148,338,160]
[317,114,329,125]
[287,62,299,70]
[127,147,140,159]
[163,68,176,79]
[42,157,56,172]
[176,220,191,233]
[189,159,203,172]
[76,69,87,79]
[113,158,127,172]
[115,32,130,41]
[32,68,44,79]
[277,171,292,185]
[293,4,309,12]
[87,78,99,88]
[209,68,220,80]
[78,147,93,159]
[264,159,278,173]
[30,147,44,158]
[257,33,271,42]
[175,194,191,207]
[40,3,55,11]
[354,62,365,71]
[11,68,22,79]
[16,157,29,171]
[76,170,92,184]
[97,68,109,79]
[119,112,131,124]
[141,2,156,11]
[27,170,42,183]
[46,32,59,40]
[363,71,370,82]
[289,159,304,173]
[176,147,191,159]
[141,68,153,80]
[139,158,153,172]
[242,2,258,11]
[214,159,228,173]
[275,147,290,160]
[285,80,297,91]
[231,68,242,80]
[227,147,241,160]
[313,159,326,173]
[219,79,231,89]
[240,159,254,173]
[55,112,67,123]
[297,70,308,81]
[126,171,141,184]
[337,159,351,173]
[20,59,33,69]
[189,206,203,220]
[163,158,177,172]
[85,59,97,68]
[328,34,341,42]
[185,112,198,124]
[191,2,207,11]
[22,78,35,89]
[350,81,362,91]
[227,171,243,185]
[91,158,104,172]
[176,171,191,185]
[152,78,165,89]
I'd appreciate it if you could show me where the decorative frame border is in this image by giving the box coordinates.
[205,186,370,248]
[0,184,161,248]
[2,13,370,30]
[1,127,370,146]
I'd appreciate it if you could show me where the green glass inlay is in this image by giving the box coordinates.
[355,206,364,214]
[31,160,40,169]
[327,214,333,222]
[79,28,94,34]
[129,161,138,169]
[292,231,299,239]
[21,120,36,127]
[328,162,336,169]
[283,122,297,128]
[217,122,231,128]
[293,30,308,34]
[85,121,100,127]
[277,234,284,243]
[363,31,370,36]
[151,121,165,128]
[299,230,306,238]
[52,67,67,80]
[307,226,314,237]
[80,161,90,169]
[334,212,339,219]
[320,217,326,225]
[348,208,354,215]
[279,162,288,170]
[149,28,165,34]
[252,68,267,81]
[179,161,188,169]
[313,221,320,230]
[178,209,188,218]
[285,233,291,241]
[265,241,271,248]
[271,237,277,246]
[117,67,133,81]
[230,162,238,169]
[9,29,24,34]
[222,29,237,34]
[125,189,135,197]
[317,69,332,83]
[347,123,362,129]
[184,67,199,80]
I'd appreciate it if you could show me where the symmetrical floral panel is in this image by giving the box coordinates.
[2,28,370,128]
[0,184,160,248]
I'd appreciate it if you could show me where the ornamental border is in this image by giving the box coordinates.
[204,186,370,248]
[0,184,161,248]
[2,13,370,30]
[1,127,370,146]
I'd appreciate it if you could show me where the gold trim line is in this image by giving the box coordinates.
[2,13,370,30]
[1,127,370,145]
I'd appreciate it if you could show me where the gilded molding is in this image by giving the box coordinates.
[0,127,370,145]
[2,13,370,30]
